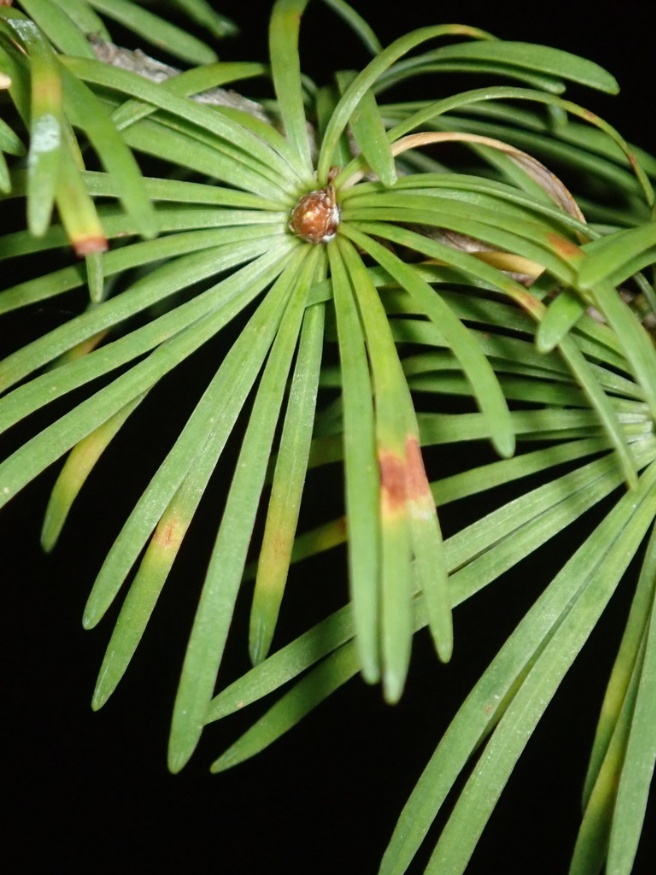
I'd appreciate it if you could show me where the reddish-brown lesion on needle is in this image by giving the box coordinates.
[379,448,407,517]
[404,434,433,506]
[379,435,434,519]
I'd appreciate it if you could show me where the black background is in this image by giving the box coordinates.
[3,1,656,873]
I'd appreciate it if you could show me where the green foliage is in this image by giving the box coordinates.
[1,1,655,872]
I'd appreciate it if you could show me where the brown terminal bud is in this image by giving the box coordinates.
[289,169,340,244]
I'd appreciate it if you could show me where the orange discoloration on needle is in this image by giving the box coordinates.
[579,108,601,125]
[73,235,109,256]
[380,438,434,518]
[259,529,293,576]
[404,435,432,504]
[546,232,581,260]
[153,514,187,553]
[516,292,542,314]
[32,80,61,103]
[66,330,109,361]
[379,448,407,516]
